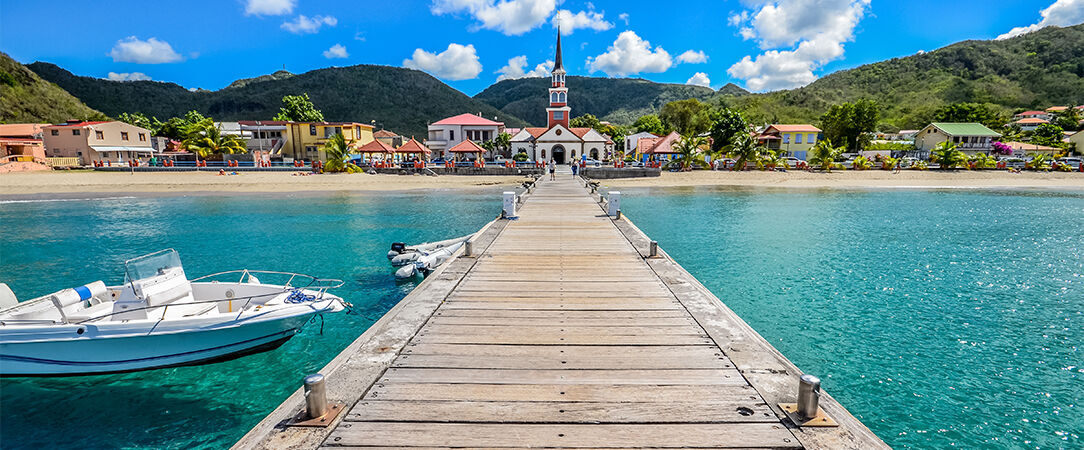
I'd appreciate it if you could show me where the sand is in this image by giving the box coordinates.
[1,169,1081,197]
[601,169,1084,190]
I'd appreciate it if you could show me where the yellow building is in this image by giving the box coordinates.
[240,121,374,162]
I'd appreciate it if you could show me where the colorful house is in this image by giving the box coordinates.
[757,125,822,160]
[1013,117,1049,132]
[238,121,374,162]
[42,120,155,165]
[0,124,47,161]
[914,123,1001,155]
[426,113,504,159]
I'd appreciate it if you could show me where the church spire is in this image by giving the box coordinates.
[553,26,564,73]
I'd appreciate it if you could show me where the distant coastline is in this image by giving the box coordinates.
[602,170,1084,190]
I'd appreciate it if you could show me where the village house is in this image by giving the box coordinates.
[238,120,374,162]
[624,131,659,158]
[425,113,504,159]
[914,123,1001,155]
[374,129,403,148]
[41,120,155,165]
[1013,117,1049,131]
[0,123,47,161]
[1014,110,1051,121]
[756,124,822,160]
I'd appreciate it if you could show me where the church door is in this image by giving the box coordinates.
[552,145,566,164]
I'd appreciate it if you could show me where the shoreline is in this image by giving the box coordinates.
[1,170,1081,199]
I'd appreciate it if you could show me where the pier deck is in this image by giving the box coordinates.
[236,175,885,449]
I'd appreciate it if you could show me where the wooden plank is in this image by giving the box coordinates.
[378,368,747,385]
[440,301,683,311]
[345,400,778,423]
[426,315,696,326]
[402,343,722,359]
[431,309,691,319]
[364,382,764,402]
[393,353,733,370]
[411,332,712,346]
[324,423,802,448]
[419,324,706,336]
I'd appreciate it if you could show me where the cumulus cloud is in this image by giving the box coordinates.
[726,0,870,91]
[403,43,483,80]
[496,56,553,81]
[323,44,349,59]
[281,15,337,34]
[108,36,183,64]
[431,0,556,35]
[553,9,613,34]
[676,50,707,64]
[686,72,711,87]
[997,0,1084,40]
[586,30,672,77]
[245,0,295,16]
[107,72,151,81]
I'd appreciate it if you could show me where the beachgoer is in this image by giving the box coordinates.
[218,169,226,176]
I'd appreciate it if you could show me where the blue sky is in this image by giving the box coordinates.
[1,0,1081,95]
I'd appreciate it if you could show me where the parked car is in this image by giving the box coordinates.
[581,158,602,167]
[1056,157,1082,166]
[431,157,446,165]
[783,157,807,168]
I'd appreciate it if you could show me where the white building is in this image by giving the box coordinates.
[509,27,611,163]
[624,131,659,155]
[425,113,504,159]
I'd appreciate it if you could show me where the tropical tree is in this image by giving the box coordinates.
[875,154,898,170]
[480,139,496,159]
[933,102,1005,130]
[1026,153,1051,171]
[659,99,711,136]
[664,135,710,171]
[820,99,879,152]
[321,133,362,173]
[758,149,787,170]
[183,121,247,161]
[1031,123,1065,148]
[273,93,325,122]
[808,139,845,172]
[930,142,968,169]
[570,113,602,129]
[707,107,748,152]
[633,114,667,135]
[851,155,872,170]
[722,132,766,171]
[969,153,997,169]
[494,131,512,156]
[117,112,152,130]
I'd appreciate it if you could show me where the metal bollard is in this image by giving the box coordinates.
[464,240,473,257]
[649,241,658,257]
[797,374,821,419]
[304,373,329,419]
[615,210,622,220]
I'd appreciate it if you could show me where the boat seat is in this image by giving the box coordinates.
[132,269,194,307]
[0,283,17,310]
[50,281,108,323]
[62,302,117,324]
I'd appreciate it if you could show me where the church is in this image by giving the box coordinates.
[509,29,611,164]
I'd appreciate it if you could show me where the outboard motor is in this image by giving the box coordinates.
[388,242,407,259]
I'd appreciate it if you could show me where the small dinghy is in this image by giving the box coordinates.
[0,249,348,377]
[395,242,465,279]
[388,234,472,266]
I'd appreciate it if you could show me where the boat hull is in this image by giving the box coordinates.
[0,312,315,377]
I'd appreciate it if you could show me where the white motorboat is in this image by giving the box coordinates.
[395,241,464,279]
[388,234,472,265]
[0,249,348,377]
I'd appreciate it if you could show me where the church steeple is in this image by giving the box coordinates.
[546,27,570,129]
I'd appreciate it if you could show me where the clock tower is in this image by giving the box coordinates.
[546,27,570,129]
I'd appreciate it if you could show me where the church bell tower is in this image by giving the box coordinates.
[546,27,570,129]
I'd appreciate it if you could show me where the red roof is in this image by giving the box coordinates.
[766,124,821,133]
[448,139,486,153]
[356,139,395,153]
[642,132,683,154]
[432,113,503,127]
[46,121,109,128]
[1015,118,1049,124]
[1015,111,1047,116]
[396,138,431,154]
[524,127,548,138]
[1045,106,1068,112]
[374,129,399,138]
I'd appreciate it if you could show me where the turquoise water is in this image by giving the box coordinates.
[1,187,1082,449]
[619,187,1083,449]
[0,191,502,449]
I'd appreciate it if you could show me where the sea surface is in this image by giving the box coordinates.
[1,187,1082,449]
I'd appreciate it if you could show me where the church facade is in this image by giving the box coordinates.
[510,29,611,164]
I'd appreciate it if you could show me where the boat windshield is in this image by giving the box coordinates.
[124,249,183,283]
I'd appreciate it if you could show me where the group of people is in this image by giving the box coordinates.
[546,160,580,180]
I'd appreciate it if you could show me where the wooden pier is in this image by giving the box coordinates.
[236,175,886,449]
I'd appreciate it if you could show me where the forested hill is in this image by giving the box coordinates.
[0,52,103,123]
[475,76,716,126]
[730,23,1084,129]
[26,63,525,137]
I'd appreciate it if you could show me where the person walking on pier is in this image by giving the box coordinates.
[548,159,556,180]
[571,160,579,178]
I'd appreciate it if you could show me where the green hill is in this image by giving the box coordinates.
[728,23,1084,129]
[26,63,525,138]
[474,76,716,126]
[0,52,103,123]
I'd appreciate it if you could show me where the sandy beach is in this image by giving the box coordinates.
[1,169,1081,197]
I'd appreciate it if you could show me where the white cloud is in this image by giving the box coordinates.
[281,15,337,34]
[553,9,613,34]
[496,56,553,81]
[403,43,484,80]
[108,36,183,64]
[586,30,672,77]
[431,0,556,35]
[618,13,629,25]
[676,50,707,64]
[726,0,871,91]
[107,72,151,81]
[323,44,349,59]
[686,72,711,87]
[245,0,295,16]
[997,0,1084,39]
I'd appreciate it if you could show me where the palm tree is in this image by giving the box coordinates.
[851,155,872,170]
[722,132,765,171]
[758,149,787,170]
[664,135,709,171]
[808,139,844,172]
[930,142,967,170]
[183,120,246,161]
[322,133,361,173]
[969,152,996,169]
[1026,152,1051,171]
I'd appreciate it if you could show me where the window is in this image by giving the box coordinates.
[72,129,81,136]
[310,124,317,135]
[795,134,803,144]
[808,133,816,143]
[541,150,546,159]
[783,133,790,144]
[559,92,565,103]
[139,133,146,141]
[553,111,564,120]
[51,130,59,136]
[95,131,104,139]
[306,146,318,153]
[449,130,455,140]
[121,132,129,141]
[551,93,558,103]
[953,136,960,143]
[355,126,361,136]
